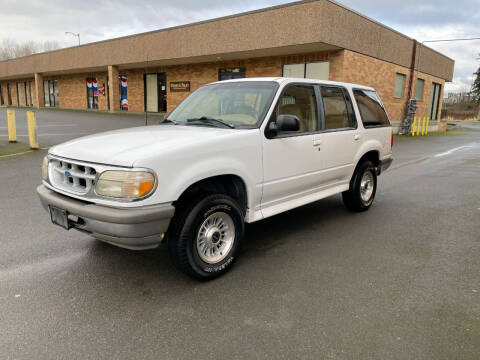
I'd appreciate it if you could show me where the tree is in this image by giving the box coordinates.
[471,66,480,104]
[0,39,60,61]
[470,53,480,120]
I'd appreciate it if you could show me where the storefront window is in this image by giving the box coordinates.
[218,68,246,81]
[283,63,305,78]
[120,75,128,111]
[24,81,34,106]
[17,82,23,106]
[282,61,330,80]
[86,77,99,109]
[43,80,59,107]
[7,84,12,105]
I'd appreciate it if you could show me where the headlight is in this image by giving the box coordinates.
[95,170,156,200]
[42,156,49,180]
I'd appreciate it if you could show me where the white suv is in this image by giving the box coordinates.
[38,78,393,279]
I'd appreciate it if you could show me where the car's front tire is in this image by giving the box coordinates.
[167,194,244,280]
[342,160,377,212]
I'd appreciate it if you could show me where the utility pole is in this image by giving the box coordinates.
[65,32,81,46]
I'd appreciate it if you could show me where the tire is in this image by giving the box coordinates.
[342,160,377,212]
[167,194,245,280]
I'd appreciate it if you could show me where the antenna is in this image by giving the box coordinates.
[145,52,148,127]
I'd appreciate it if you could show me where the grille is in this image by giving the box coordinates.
[49,158,97,194]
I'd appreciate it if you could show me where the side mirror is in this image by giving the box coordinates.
[276,114,300,132]
[266,114,300,138]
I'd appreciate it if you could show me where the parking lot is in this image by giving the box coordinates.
[0,108,479,359]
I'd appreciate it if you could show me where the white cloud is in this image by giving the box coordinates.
[0,0,478,94]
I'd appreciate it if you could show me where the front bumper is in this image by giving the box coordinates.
[37,185,175,250]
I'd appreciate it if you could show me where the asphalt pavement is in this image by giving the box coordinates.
[0,107,162,146]
[0,109,479,359]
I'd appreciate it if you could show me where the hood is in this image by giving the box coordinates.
[49,125,236,167]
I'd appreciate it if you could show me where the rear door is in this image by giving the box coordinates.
[313,86,360,185]
[352,88,392,158]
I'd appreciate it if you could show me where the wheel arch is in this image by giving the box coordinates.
[350,150,380,185]
[173,174,249,215]
[356,150,380,168]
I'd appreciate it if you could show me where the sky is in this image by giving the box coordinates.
[0,0,478,94]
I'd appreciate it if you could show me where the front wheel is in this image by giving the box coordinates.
[167,194,244,280]
[342,160,377,212]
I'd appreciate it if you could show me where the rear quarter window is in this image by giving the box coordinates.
[353,89,390,127]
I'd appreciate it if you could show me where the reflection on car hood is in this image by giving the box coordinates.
[49,125,237,167]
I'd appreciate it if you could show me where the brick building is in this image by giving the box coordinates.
[0,0,453,127]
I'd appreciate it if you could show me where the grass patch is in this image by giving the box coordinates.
[0,141,34,157]
[394,126,466,140]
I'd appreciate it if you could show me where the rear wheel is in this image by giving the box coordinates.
[342,160,377,212]
[167,194,244,280]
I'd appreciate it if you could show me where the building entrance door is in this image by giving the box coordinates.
[145,73,167,112]
[429,82,442,120]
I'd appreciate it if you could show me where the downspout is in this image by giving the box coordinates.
[406,39,417,105]
[400,40,418,134]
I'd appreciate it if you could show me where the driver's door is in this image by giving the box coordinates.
[261,84,323,218]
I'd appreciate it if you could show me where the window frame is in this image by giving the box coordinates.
[318,85,358,133]
[394,73,406,99]
[265,82,322,139]
[352,87,391,128]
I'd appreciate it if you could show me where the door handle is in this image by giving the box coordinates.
[313,139,322,147]
[354,134,361,141]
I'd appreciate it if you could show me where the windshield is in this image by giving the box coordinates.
[166,81,279,128]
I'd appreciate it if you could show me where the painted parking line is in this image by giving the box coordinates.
[0,133,89,137]
[390,142,479,170]
[434,145,473,157]
[0,124,79,129]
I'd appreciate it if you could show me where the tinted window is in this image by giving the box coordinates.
[354,89,390,127]
[275,85,318,135]
[321,86,356,130]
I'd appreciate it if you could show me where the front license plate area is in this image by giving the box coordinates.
[49,206,71,230]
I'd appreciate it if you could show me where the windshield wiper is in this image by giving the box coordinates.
[162,118,178,125]
[187,117,235,129]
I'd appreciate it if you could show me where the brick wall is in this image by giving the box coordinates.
[52,73,109,111]
[340,50,445,121]
[158,51,341,113]
[1,49,447,122]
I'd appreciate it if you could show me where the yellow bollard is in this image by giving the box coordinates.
[411,116,417,136]
[27,111,39,149]
[7,109,17,143]
[416,115,421,136]
[421,117,426,136]
[425,117,430,135]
